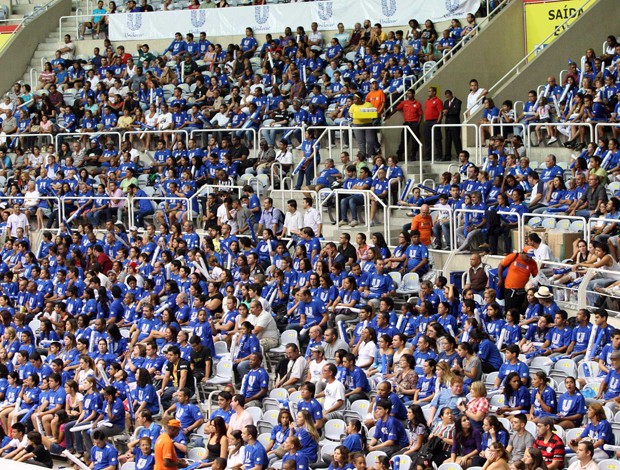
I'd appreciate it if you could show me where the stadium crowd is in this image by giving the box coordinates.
[0,2,620,470]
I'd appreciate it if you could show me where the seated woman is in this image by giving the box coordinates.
[529,371,557,423]
[496,372,531,416]
[554,376,586,429]
[448,414,481,468]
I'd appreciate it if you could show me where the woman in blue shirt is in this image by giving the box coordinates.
[280,435,309,470]
[132,368,159,416]
[530,371,557,421]
[499,308,522,348]
[294,410,319,463]
[328,445,354,470]
[556,376,586,429]
[342,419,365,453]
[497,372,530,416]
[479,415,509,459]
[570,402,614,459]
[266,409,294,460]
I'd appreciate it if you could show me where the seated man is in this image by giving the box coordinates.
[162,387,204,438]
[367,398,409,457]
[275,344,308,393]
[240,353,269,408]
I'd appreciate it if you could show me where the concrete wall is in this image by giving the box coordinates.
[0,0,72,93]
[383,0,526,156]
[489,0,620,114]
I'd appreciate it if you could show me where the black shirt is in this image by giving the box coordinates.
[338,243,357,264]
[229,144,250,161]
[164,358,193,387]
[26,444,53,468]
[190,345,212,377]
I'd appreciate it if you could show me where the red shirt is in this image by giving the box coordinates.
[396,99,423,123]
[424,97,443,121]
[534,433,565,466]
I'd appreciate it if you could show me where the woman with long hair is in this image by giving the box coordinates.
[327,445,351,470]
[449,414,481,467]
[497,372,531,416]
[132,368,159,416]
[478,415,510,463]
[294,410,319,463]
[226,430,245,470]
[568,402,613,460]
[429,407,454,456]
[205,416,228,463]
[266,408,293,459]
[556,376,586,429]
[523,447,547,470]
[454,341,482,386]
[401,405,429,455]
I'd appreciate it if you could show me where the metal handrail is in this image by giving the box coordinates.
[485,0,597,113]
[385,0,513,116]
[61,194,132,226]
[58,13,108,37]
[525,122,593,156]
[387,205,454,251]
[123,129,189,149]
[55,131,122,152]
[323,188,388,240]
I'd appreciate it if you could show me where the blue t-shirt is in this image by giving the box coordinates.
[530,386,557,417]
[243,367,269,400]
[297,398,323,422]
[373,416,409,447]
[244,441,268,470]
[91,442,118,470]
[557,391,586,419]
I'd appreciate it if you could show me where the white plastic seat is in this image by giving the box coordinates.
[246,406,263,424]
[257,433,272,449]
[214,341,229,356]
[570,220,585,232]
[438,463,463,470]
[599,460,620,470]
[489,394,505,408]
[392,455,412,470]
[269,330,298,355]
[203,358,233,388]
[396,273,420,295]
[319,419,346,445]
[320,442,339,464]
[484,371,499,388]
[269,388,289,401]
[527,216,542,227]
[388,271,402,289]
[187,447,207,461]
[541,218,556,229]
[550,359,577,383]
[366,451,387,469]
[578,361,599,379]
[529,356,553,375]
[555,219,570,230]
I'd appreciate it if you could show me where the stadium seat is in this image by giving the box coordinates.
[187,447,207,461]
[366,451,388,469]
[392,455,413,470]
[578,361,600,379]
[203,358,233,389]
[246,406,263,424]
[597,459,619,470]
[541,218,556,229]
[529,356,553,375]
[396,273,420,296]
[257,433,272,449]
[438,463,463,470]
[550,359,577,384]
[319,419,346,446]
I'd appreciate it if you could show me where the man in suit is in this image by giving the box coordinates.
[442,89,462,162]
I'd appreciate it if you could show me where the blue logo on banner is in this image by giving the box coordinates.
[381,0,396,17]
[190,10,206,28]
[127,12,142,31]
[317,2,333,21]
[445,0,460,14]
[255,5,269,24]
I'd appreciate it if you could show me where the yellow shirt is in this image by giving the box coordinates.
[349,102,374,125]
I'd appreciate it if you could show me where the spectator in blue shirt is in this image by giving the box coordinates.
[555,376,586,429]
[83,385,125,451]
[368,398,409,456]
[241,353,269,408]
[129,184,155,228]
[243,424,268,470]
[89,429,119,470]
[343,353,370,402]
[470,329,502,372]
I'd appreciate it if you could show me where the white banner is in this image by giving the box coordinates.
[109,0,479,42]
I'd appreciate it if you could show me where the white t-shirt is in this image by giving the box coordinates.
[7,212,28,237]
[286,355,308,382]
[251,310,280,341]
[534,242,553,261]
[303,207,322,235]
[467,88,486,115]
[275,150,293,165]
[24,189,40,208]
[308,359,325,383]
[283,210,303,235]
[357,340,377,367]
[323,379,346,411]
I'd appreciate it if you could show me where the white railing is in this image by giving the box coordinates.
[525,122,593,156]
[61,195,132,227]
[484,0,597,114]
[124,129,189,149]
[319,188,388,240]
[55,131,122,152]
[387,205,455,251]
[386,0,513,116]
[58,13,108,37]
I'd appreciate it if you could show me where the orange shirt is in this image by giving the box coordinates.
[154,433,177,470]
[366,90,386,115]
[410,214,433,246]
[500,253,538,289]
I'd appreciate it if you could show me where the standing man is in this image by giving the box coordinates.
[465,78,488,118]
[442,89,462,161]
[395,89,423,161]
[423,86,443,161]
[302,197,322,238]
[497,246,538,312]
[154,419,187,470]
